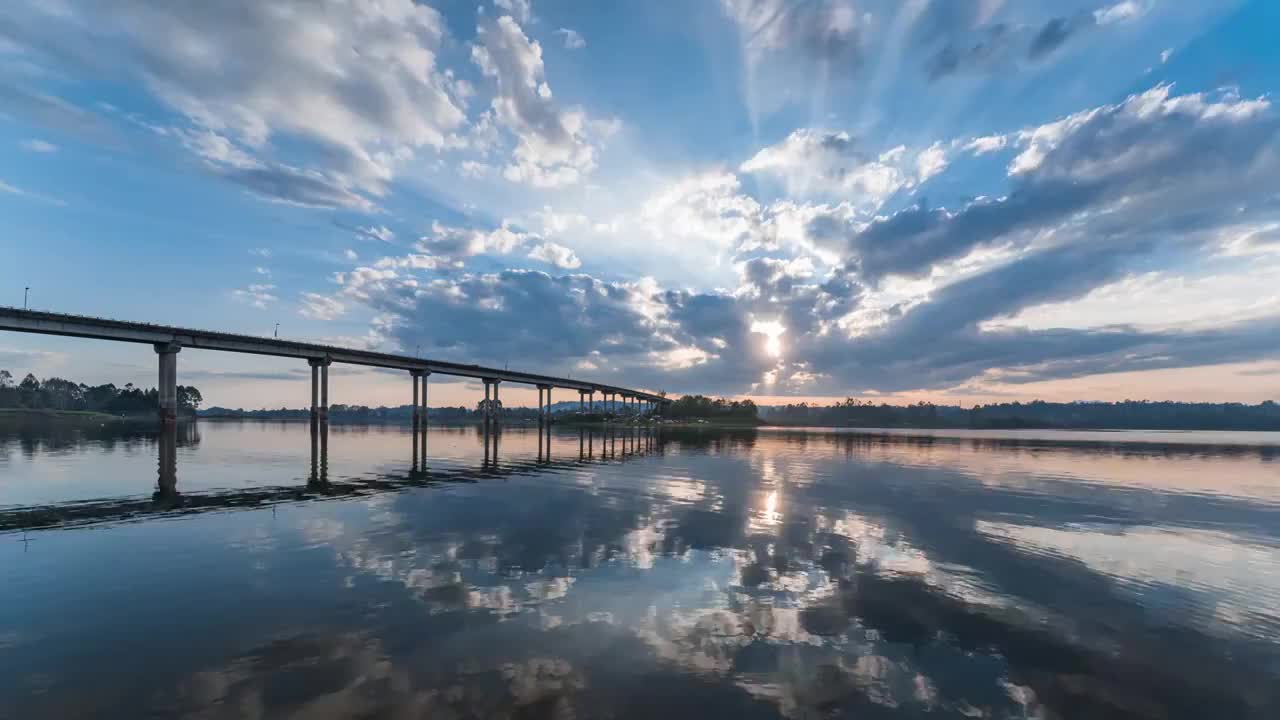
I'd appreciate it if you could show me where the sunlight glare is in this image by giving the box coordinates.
[751,319,786,358]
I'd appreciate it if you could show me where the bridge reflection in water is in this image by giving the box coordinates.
[3,420,664,534]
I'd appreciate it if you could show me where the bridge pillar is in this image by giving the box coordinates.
[420,371,430,424]
[308,358,331,421]
[537,384,551,421]
[320,360,330,421]
[578,389,586,413]
[154,342,180,425]
[492,380,500,422]
[411,370,421,424]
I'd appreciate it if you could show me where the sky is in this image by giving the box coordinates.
[1,0,1279,410]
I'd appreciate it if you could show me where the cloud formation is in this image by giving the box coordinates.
[838,85,1277,282]
[472,14,606,187]
[528,241,582,269]
[722,0,866,65]
[5,0,467,207]
[556,28,586,50]
[232,284,278,309]
[741,130,947,209]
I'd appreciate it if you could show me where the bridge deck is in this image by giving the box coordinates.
[0,307,665,400]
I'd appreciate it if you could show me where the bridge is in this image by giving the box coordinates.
[0,307,668,422]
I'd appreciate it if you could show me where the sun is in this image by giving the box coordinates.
[750,320,786,358]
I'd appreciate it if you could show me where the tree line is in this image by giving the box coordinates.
[663,395,759,421]
[0,370,203,415]
[762,398,1280,431]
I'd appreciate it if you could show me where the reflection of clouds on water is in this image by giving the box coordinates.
[978,521,1280,637]
[284,428,1280,717]
[8,425,1280,718]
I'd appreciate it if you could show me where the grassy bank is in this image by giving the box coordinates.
[0,408,197,426]
[0,408,124,423]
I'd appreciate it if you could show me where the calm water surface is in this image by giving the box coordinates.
[2,420,1279,719]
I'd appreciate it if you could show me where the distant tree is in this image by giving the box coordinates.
[0,369,11,388]
[177,385,203,410]
[18,373,40,407]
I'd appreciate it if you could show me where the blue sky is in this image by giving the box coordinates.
[2,0,1279,409]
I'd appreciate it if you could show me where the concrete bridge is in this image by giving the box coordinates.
[0,307,668,422]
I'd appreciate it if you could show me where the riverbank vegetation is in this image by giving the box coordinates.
[663,395,761,424]
[0,370,202,417]
[762,398,1280,431]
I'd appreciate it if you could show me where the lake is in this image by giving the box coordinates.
[2,420,1279,718]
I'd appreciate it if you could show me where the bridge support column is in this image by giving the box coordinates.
[537,385,550,421]
[421,371,430,425]
[309,360,319,420]
[483,380,491,421]
[308,358,331,422]
[578,390,586,413]
[490,380,501,422]
[411,371,420,423]
[411,370,428,424]
[154,342,180,425]
[320,360,329,421]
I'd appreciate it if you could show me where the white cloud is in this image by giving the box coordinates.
[344,249,358,261]
[372,253,448,271]
[641,171,765,258]
[495,0,532,23]
[533,206,589,235]
[19,139,57,153]
[299,292,345,320]
[528,241,582,269]
[233,283,277,309]
[0,177,66,206]
[741,129,945,207]
[721,0,865,63]
[253,266,271,275]
[963,134,1009,155]
[1094,1,1149,26]
[1010,84,1268,177]
[1160,47,1173,64]
[248,247,271,258]
[8,0,468,207]
[356,225,396,243]
[914,141,948,183]
[417,221,533,260]
[179,129,375,210]
[472,15,605,188]
[459,160,491,178]
[556,28,586,50]
[988,263,1280,333]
